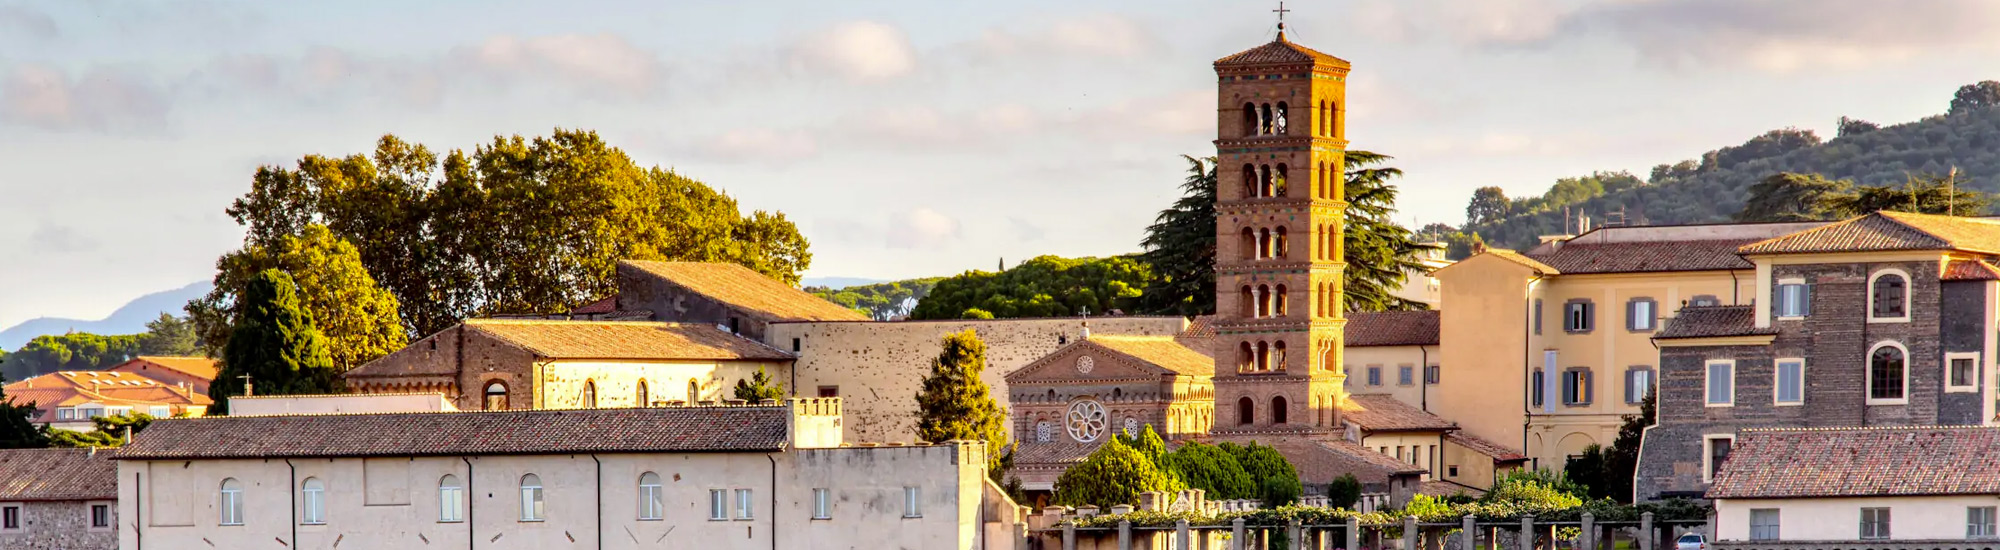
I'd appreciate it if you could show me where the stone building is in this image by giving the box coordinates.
[1638,212,2000,501]
[613,260,871,340]
[104,356,216,396]
[113,400,1026,550]
[1709,425,2000,543]
[1003,334,1215,493]
[0,448,118,550]
[3,370,210,430]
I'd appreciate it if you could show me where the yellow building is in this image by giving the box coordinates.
[1432,222,1825,470]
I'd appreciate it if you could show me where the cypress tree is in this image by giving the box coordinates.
[210,269,340,414]
[913,330,1011,481]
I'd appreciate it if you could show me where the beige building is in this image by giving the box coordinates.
[1710,425,2000,542]
[229,392,460,416]
[3,370,209,431]
[1432,222,1822,470]
[0,448,118,550]
[1337,394,1525,494]
[113,400,1025,550]
[1340,310,1441,410]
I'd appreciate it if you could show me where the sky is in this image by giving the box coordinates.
[4,0,2000,330]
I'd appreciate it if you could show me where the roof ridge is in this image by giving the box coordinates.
[1744,423,1999,434]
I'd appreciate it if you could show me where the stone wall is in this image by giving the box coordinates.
[1771,260,1944,427]
[766,317,1186,443]
[1938,279,1989,424]
[0,500,114,550]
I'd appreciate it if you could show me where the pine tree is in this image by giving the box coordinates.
[210,269,341,414]
[732,367,785,402]
[1139,155,1219,317]
[0,375,51,448]
[913,330,1012,483]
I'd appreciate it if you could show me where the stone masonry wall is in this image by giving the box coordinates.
[0,501,114,550]
[1939,280,1989,424]
[1637,344,1777,500]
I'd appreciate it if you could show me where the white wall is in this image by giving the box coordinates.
[1718,495,2000,541]
[230,393,458,416]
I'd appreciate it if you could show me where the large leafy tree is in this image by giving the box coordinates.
[0,375,50,449]
[189,225,406,372]
[1465,186,1511,226]
[1157,441,1255,500]
[1222,441,1303,506]
[913,330,1012,483]
[1053,436,1184,507]
[807,277,944,320]
[1951,80,2000,115]
[1343,151,1441,312]
[732,367,785,402]
[1138,155,1219,317]
[1827,171,1992,217]
[221,131,812,337]
[135,314,199,356]
[910,256,1150,320]
[1735,172,1852,222]
[210,270,342,415]
[1,333,141,381]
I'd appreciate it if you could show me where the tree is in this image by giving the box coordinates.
[1222,441,1303,506]
[910,256,1151,320]
[209,270,342,414]
[0,375,50,449]
[1951,80,2000,115]
[222,131,813,337]
[1053,436,1183,507]
[1326,473,1363,509]
[1115,425,1169,465]
[47,413,159,448]
[1837,116,1880,138]
[1735,172,1852,222]
[1465,186,1511,226]
[136,313,200,356]
[913,330,1012,484]
[1139,155,1219,317]
[1599,389,1656,503]
[1343,151,1441,312]
[1158,441,1255,500]
[188,225,407,372]
[1563,444,1612,501]
[732,367,784,402]
[1,333,141,381]
[805,277,943,320]
[1827,171,1992,217]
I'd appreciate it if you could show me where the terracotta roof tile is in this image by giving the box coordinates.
[1214,35,1350,68]
[1310,439,1427,477]
[1710,426,2000,499]
[1344,310,1439,347]
[0,448,117,501]
[115,406,790,460]
[1012,442,1097,466]
[127,356,219,381]
[1340,395,1454,432]
[1654,306,1777,340]
[1178,315,1218,339]
[3,371,212,423]
[1445,432,1527,462]
[1740,212,2000,256]
[466,319,793,361]
[1086,336,1214,377]
[570,296,617,314]
[620,261,867,322]
[1944,260,2000,281]
[1524,239,1760,274]
[1481,249,1560,274]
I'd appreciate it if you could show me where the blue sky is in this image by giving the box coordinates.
[4,0,1999,329]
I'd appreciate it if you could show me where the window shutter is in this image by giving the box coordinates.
[1583,369,1593,404]
[1625,300,1635,330]
[1584,302,1595,330]
[1804,283,1813,316]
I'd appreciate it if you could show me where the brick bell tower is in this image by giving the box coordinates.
[1208,23,1350,439]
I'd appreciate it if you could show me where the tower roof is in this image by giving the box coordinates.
[1214,33,1349,68]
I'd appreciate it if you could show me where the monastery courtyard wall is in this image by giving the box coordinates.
[767,317,1188,443]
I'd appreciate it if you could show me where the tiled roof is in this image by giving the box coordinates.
[115,406,791,460]
[1178,315,1218,339]
[1709,426,2000,499]
[620,261,867,322]
[1482,249,1560,274]
[1445,432,1527,462]
[1524,239,1761,274]
[3,371,212,423]
[1944,260,2000,281]
[1313,439,1427,476]
[1087,336,1214,376]
[0,448,118,501]
[570,296,616,314]
[128,356,219,381]
[466,319,793,361]
[1012,442,1097,466]
[1654,306,1777,340]
[1344,310,1440,347]
[1214,34,1350,68]
[1340,394,1454,432]
[1739,211,2000,256]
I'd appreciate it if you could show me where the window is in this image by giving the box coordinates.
[1689,295,1720,307]
[1870,270,1909,321]
[636,380,649,407]
[1271,396,1287,424]
[149,405,170,417]
[1367,366,1381,386]
[1035,421,1052,442]
[1706,360,1734,407]
[220,478,245,526]
[1973,507,1998,538]
[709,490,728,520]
[1533,298,1543,335]
[792,338,801,352]
[812,488,831,520]
[439,475,465,523]
[1869,342,1908,404]
[1775,359,1804,405]
[1776,281,1810,318]
[1627,298,1656,331]
[1625,367,1653,404]
[1750,509,1780,541]
[1398,365,1414,386]
[1447,465,1459,477]
[1531,368,1545,408]
[1237,397,1254,425]
[638,472,664,520]
[485,381,509,410]
[581,380,597,408]
[1426,365,1440,384]
[903,486,922,518]
[57,408,75,420]
[1,504,19,532]
[1703,436,1733,483]
[520,474,545,522]
[301,477,326,525]
[734,488,753,519]
[1860,507,1891,540]
[1561,368,1592,406]
[91,503,111,529]
[1564,300,1594,333]
[1947,352,1980,393]
[817,385,839,398]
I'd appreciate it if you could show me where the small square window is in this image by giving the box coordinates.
[1564,300,1594,333]
[1627,298,1656,332]
[1,504,21,532]
[1750,509,1780,540]
[1704,436,1733,484]
[1948,353,1980,393]
[1425,365,1440,384]
[1367,366,1381,386]
[1861,507,1891,540]
[1776,282,1810,318]
[811,488,831,520]
[1397,366,1414,386]
[1775,360,1804,405]
[1971,506,1997,538]
[903,486,922,518]
[1446,465,1459,477]
[1706,360,1735,407]
[91,503,112,529]
[817,386,839,398]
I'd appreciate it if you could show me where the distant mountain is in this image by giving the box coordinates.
[801,276,886,289]
[0,281,212,350]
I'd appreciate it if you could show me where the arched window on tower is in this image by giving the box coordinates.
[1275,102,1289,134]
[1272,396,1288,424]
[1256,341,1270,371]
[1240,286,1254,317]
[1238,397,1255,425]
[1274,164,1289,197]
[1259,165,1273,197]
[1259,104,1274,135]
[1275,285,1288,316]
[1317,162,1327,198]
[1241,164,1257,199]
[1238,342,1254,372]
[1242,103,1258,138]
[1275,227,1289,259]
[1273,340,1288,370]
[1240,228,1256,260]
[1256,285,1271,317]
[1319,101,1329,136]
[1258,229,1272,259]
[1328,102,1339,137]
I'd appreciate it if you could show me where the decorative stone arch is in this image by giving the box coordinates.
[1242,103,1258,138]
[1237,396,1255,425]
[1256,341,1271,371]
[1271,395,1288,424]
[1237,342,1254,372]
[1241,164,1257,199]
[1256,284,1271,316]
[1868,267,1913,322]
[483,380,510,410]
[1239,228,1256,260]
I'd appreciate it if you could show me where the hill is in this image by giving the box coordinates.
[0,281,211,350]
[1458,85,2000,251]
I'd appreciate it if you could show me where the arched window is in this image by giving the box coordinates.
[1327,101,1339,137]
[440,475,465,523]
[581,380,597,408]
[1256,285,1271,316]
[1272,396,1288,424]
[1317,162,1327,199]
[1273,340,1288,370]
[1275,285,1289,316]
[1259,104,1273,135]
[1113,388,1123,399]
[1274,164,1289,197]
[636,380,649,407]
[638,472,664,520]
[1868,342,1908,403]
[1046,389,1056,401]
[1275,102,1289,134]
[1241,164,1257,199]
[688,379,700,404]
[1259,165,1273,197]
[1240,228,1256,260]
[1240,286,1255,318]
[1275,227,1289,258]
[1242,103,1258,137]
[1257,229,1272,259]
[220,478,244,526]
[1256,341,1270,371]
[1320,101,1330,136]
[1036,420,1052,442]
[1238,342,1254,372]
[301,477,326,525]
[520,474,545,521]
[1870,270,1909,320]
[485,381,509,410]
[1238,396,1255,425]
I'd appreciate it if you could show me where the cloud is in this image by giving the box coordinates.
[785,21,917,82]
[0,5,57,42]
[1007,216,1047,242]
[0,64,169,132]
[886,207,960,249]
[461,34,667,96]
[1068,89,1213,137]
[974,14,1158,60]
[697,127,819,163]
[29,223,97,254]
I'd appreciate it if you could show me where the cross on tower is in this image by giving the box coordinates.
[1272,1,1291,31]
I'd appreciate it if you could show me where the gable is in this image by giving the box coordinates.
[1005,341,1179,385]
[1431,251,1548,281]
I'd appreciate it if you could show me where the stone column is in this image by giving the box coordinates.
[1581,513,1595,550]
[1064,522,1076,550]
[1462,515,1477,550]
[1346,517,1361,550]
[1120,520,1133,550]
[1289,519,1303,550]
[1014,521,1028,550]
[1178,519,1192,550]
[1404,516,1418,550]
[1519,515,1535,550]
[1640,512,1655,550]
[1232,518,1247,550]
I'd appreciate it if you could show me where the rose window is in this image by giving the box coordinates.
[1076,355,1095,374]
[1065,400,1108,442]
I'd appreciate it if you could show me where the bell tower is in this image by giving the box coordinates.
[1208,24,1350,439]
